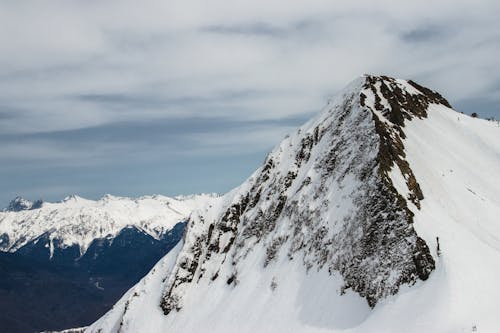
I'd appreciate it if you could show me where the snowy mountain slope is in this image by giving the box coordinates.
[83,75,500,333]
[0,194,216,256]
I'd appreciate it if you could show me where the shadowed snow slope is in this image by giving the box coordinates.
[82,75,500,333]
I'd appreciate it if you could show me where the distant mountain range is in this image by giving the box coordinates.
[0,194,216,332]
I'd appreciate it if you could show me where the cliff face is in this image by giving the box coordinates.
[160,76,441,313]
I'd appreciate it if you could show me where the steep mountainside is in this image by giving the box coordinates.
[0,194,216,333]
[84,75,500,333]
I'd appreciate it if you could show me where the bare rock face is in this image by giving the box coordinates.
[5,196,42,212]
[161,75,446,313]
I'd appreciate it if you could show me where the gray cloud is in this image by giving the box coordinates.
[202,23,286,37]
[400,25,454,43]
[0,109,22,120]
[1,114,309,146]
[73,88,272,110]
[0,0,499,205]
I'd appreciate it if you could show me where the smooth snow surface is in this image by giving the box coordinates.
[81,77,500,333]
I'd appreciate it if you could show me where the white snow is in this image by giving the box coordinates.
[393,104,500,332]
[68,77,500,333]
[0,193,217,254]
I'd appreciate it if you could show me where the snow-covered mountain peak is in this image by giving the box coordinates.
[360,74,452,124]
[61,194,87,203]
[54,75,500,332]
[0,193,217,255]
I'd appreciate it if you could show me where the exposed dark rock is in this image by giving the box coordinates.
[160,75,441,312]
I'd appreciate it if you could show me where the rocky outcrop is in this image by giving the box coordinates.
[160,75,444,313]
[5,196,42,212]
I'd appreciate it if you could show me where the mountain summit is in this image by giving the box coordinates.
[78,75,500,332]
[5,196,43,212]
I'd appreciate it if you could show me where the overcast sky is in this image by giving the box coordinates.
[1,0,499,206]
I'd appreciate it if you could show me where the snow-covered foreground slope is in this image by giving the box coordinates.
[85,75,500,333]
[0,194,216,255]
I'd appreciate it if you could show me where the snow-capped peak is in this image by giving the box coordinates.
[83,75,500,333]
[0,193,217,255]
[5,196,43,212]
[61,194,86,202]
